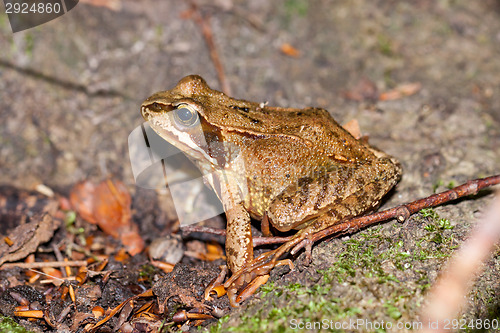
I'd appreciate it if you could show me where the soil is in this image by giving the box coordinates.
[0,0,499,332]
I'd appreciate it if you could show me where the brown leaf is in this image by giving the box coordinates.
[70,179,144,255]
[0,190,59,266]
[205,242,225,261]
[342,119,362,140]
[342,77,378,102]
[70,181,98,224]
[80,0,121,11]
[280,43,301,58]
[379,82,422,101]
[93,179,132,238]
[0,214,59,266]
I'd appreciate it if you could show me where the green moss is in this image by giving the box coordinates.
[64,210,85,239]
[139,264,157,279]
[64,210,76,225]
[208,315,229,333]
[419,208,456,251]
[259,281,276,295]
[377,34,394,56]
[432,180,444,193]
[24,33,34,57]
[384,301,402,320]
[208,208,463,332]
[432,180,458,193]
[0,316,32,333]
[284,0,308,17]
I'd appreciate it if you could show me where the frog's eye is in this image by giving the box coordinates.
[173,104,199,127]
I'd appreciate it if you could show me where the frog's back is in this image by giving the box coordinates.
[219,104,376,164]
[169,75,377,163]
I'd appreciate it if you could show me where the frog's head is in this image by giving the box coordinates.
[141,75,237,168]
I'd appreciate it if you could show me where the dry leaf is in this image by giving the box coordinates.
[280,43,301,58]
[80,0,121,11]
[342,77,378,102]
[0,187,59,266]
[93,179,132,238]
[70,179,144,255]
[379,82,422,101]
[0,213,60,266]
[342,119,362,140]
[70,181,98,224]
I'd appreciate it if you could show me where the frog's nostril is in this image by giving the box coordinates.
[141,107,151,118]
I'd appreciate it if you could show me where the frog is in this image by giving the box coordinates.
[141,75,402,306]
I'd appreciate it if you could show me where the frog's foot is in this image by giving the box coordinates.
[226,274,270,307]
[225,258,294,306]
[222,232,312,306]
[293,237,314,265]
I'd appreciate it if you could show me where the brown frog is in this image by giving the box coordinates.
[141,75,402,306]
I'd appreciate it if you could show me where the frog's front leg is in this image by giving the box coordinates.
[203,175,256,305]
[224,201,253,273]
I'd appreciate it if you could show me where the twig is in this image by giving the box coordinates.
[253,236,292,246]
[199,4,266,32]
[87,289,154,332]
[0,59,128,98]
[188,1,231,95]
[52,243,66,277]
[292,175,500,254]
[0,260,88,270]
[182,225,227,236]
[183,175,500,255]
[181,225,291,246]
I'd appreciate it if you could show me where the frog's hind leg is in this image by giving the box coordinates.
[224,158,401,305]
[268,156,401,233]
[223,210,356,305]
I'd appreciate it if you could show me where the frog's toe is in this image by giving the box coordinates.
[235,274,270,304]
[291,237,314,265]
[224,258,295,306]
[204,265,228,301]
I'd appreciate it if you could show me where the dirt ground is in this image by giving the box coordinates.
[1,0,499,332]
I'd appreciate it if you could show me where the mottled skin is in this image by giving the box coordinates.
[141,75,402,303]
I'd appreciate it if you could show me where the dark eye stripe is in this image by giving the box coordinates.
[147,102,173,113]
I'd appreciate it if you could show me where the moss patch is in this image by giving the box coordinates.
[0,316,32,333]
[208,209,460,332]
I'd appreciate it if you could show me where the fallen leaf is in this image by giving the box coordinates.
[0,214,56,266]
[93,179,132,238]
[280,43,301,58]
[80,0,121,11]
[205,241,225,261]
[70,181,98,224]
[342,77,378,102]
[70,179,144,255]
[0,187,59,266]
[379,82,422,101]
[342,119,362,140]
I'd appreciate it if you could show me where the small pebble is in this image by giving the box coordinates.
[149,234,185,264]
